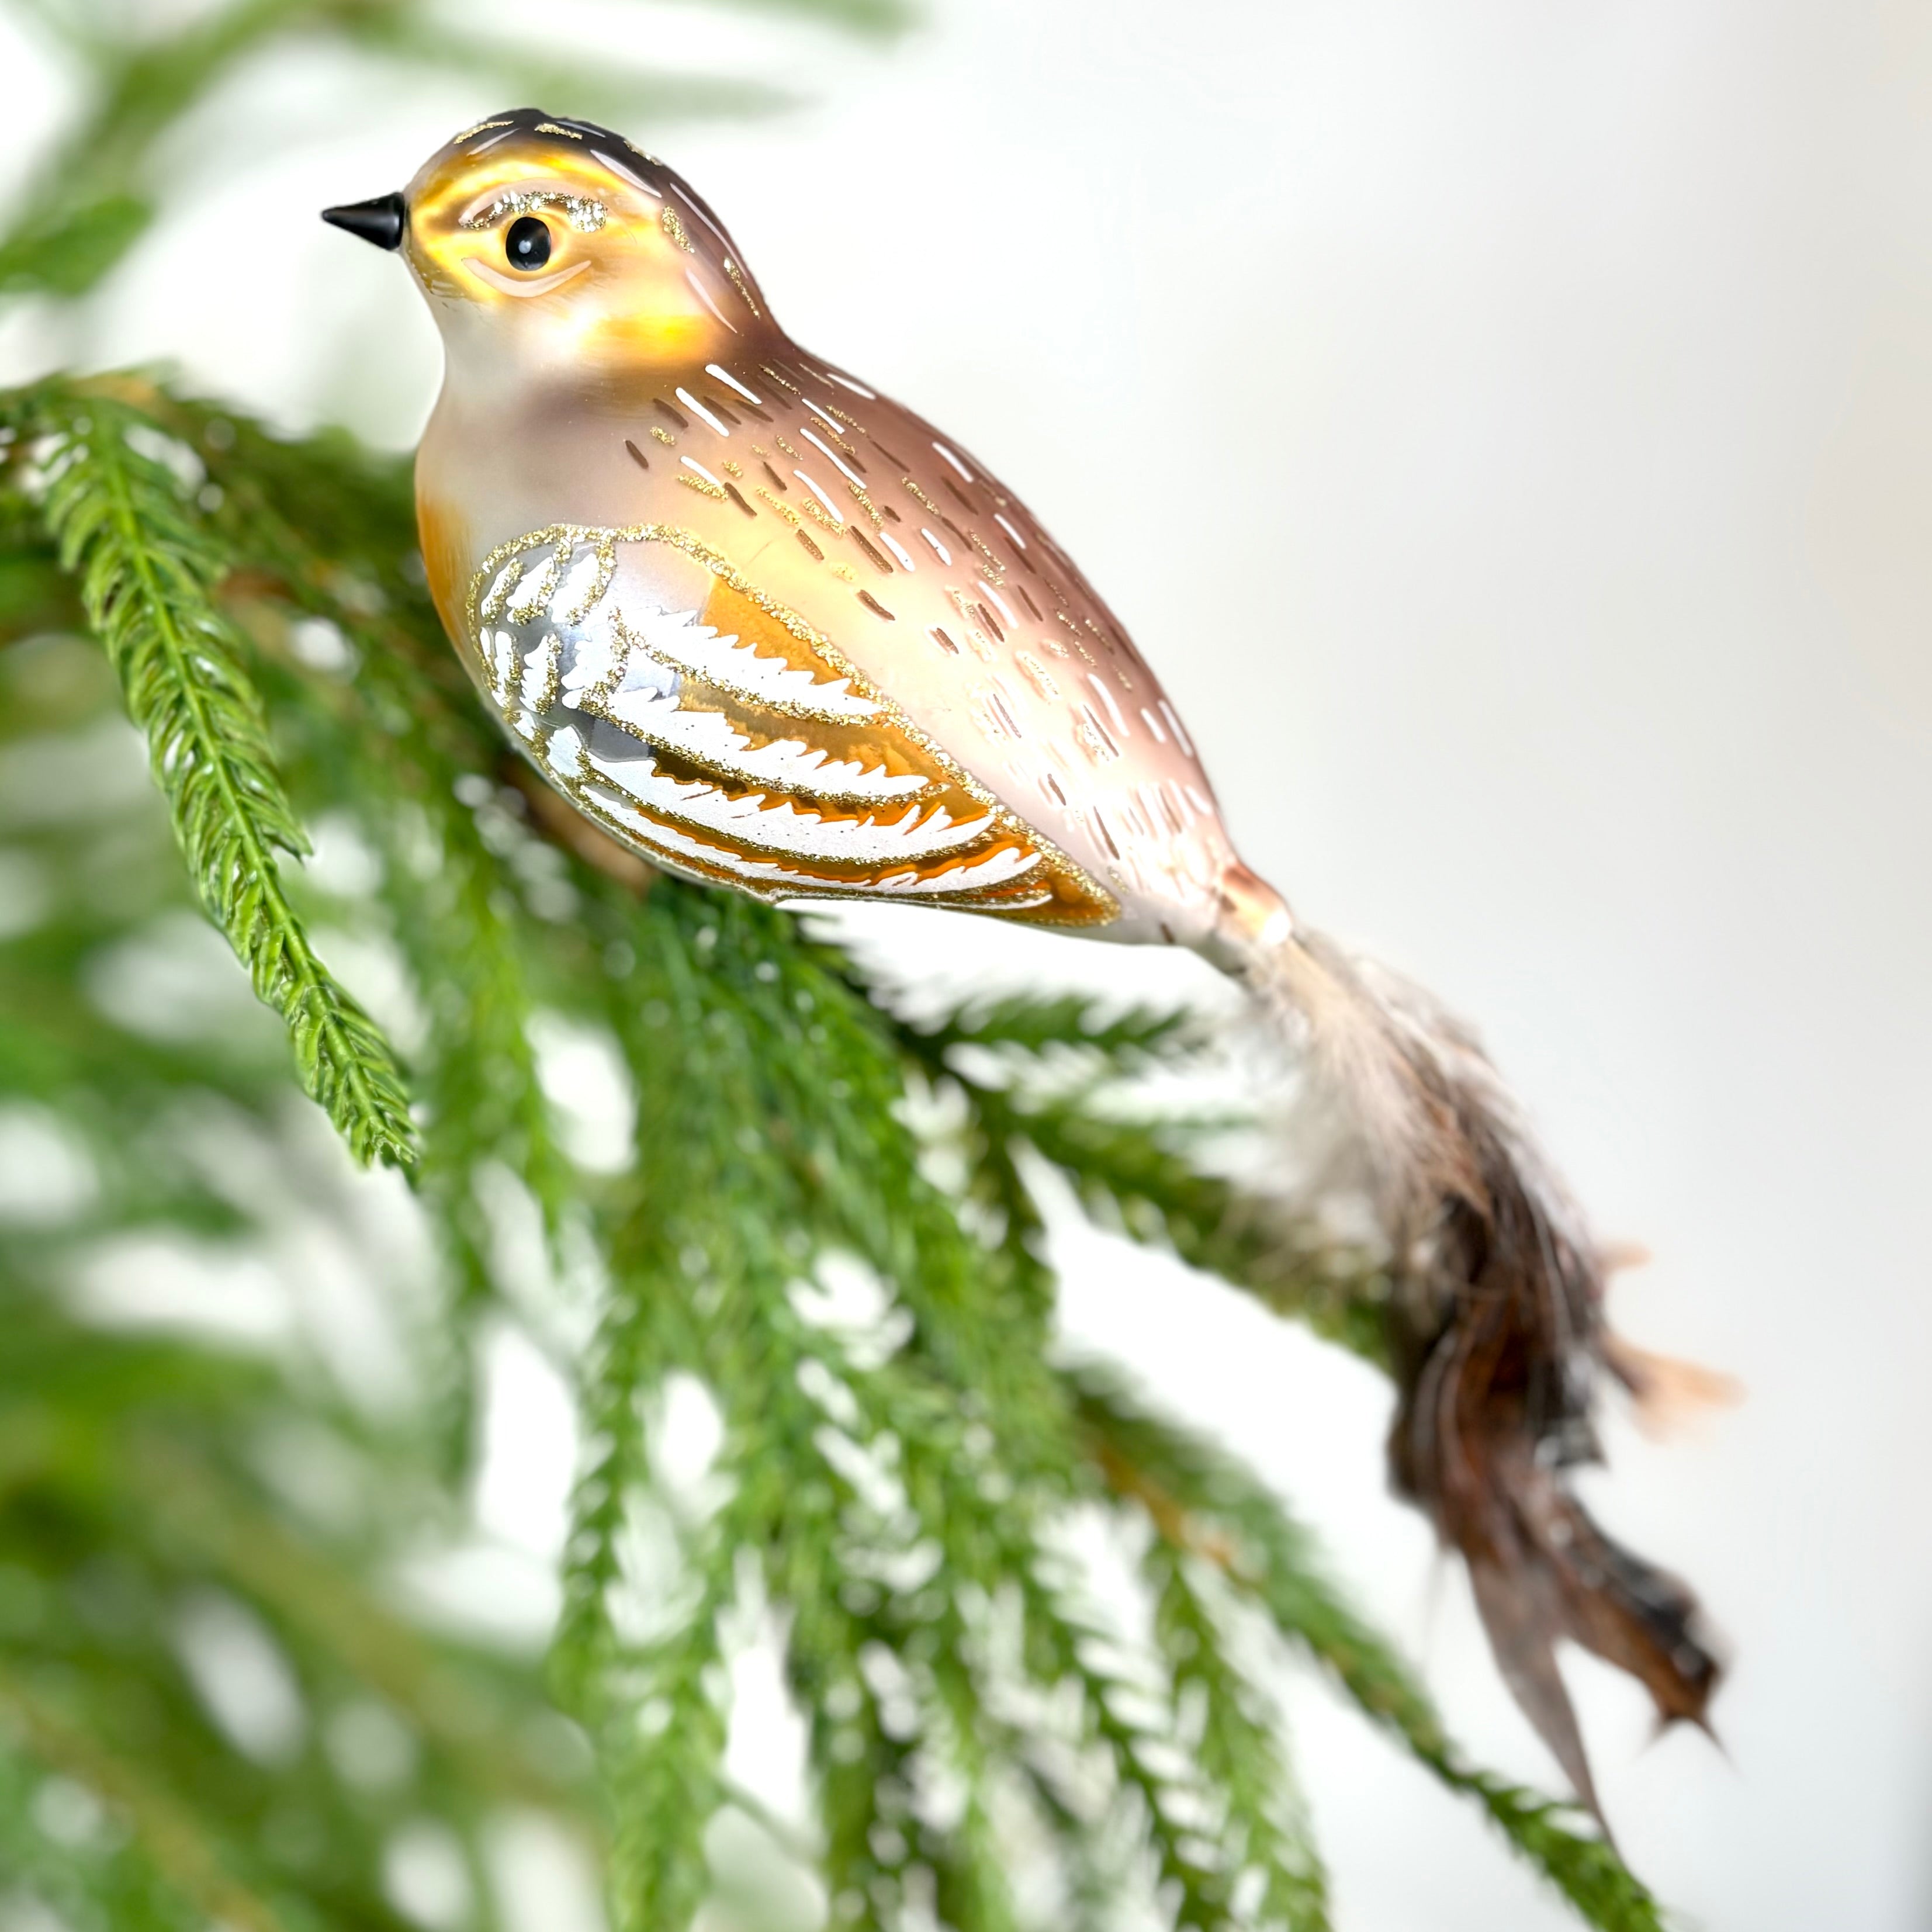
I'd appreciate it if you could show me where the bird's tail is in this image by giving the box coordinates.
[1207,865,1720,1815]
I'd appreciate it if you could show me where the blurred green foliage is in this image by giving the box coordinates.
[0,0,915,303]
[0,4,1675,1928]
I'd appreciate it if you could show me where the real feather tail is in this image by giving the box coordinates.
[1207,867,1721,1817]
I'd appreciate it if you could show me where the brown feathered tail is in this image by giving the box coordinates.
[1211,870,1720,1816]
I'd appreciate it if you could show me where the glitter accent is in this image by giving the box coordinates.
[798,493,844,535]
[459,190,607,233]
[1016,652,1060,701]
[967,530,1006,581]
[534,122,585,139]
[723,257,761,315]
[660,205,694,252]
[528,632,563,714]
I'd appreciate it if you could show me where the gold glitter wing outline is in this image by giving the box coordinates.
[463,521,1121,926]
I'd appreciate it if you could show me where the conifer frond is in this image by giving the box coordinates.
[0,1290,597,1932]
[912,989,1204,1067]
[11,389,417,1166]
[0,373,1687,1932]
[946,1069,1390,1363]
[1069,1365,1668,1932]
[0,0,914,305]
[1142,1540,1330,1932]
[344,14,796,125]
[168,394,573,1343]
[0,1664,285,1932]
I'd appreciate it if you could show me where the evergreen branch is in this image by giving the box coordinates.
[1143,1539,1331,1932]
[0,1741,205,1932]
[0,374,1693,1931]
[160,393,573,1335]
[958,1076,1389,1363]
[340,15,796,124]
[1014,1563,1238,1931]
[122,1438,576,1814]
[1069,1364,1667,1932]
[18,389,417,1165]
[0,0,910,304]
[0,1664,288,1932]
[906,989,1204,1068]
[903,985,1390,1369]
[671,0,919,34]
[600,1561,736,1932]
[0,1291,600,1932]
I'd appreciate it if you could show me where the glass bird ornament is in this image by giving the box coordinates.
[324,108,1719,1810]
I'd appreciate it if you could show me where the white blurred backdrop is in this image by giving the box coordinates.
[6,2,1931,1927]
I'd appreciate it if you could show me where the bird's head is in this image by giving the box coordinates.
[324,109,768,378]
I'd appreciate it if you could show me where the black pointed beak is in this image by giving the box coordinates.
[321,192,407,251]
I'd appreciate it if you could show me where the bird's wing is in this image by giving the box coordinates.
[465,517,1115,923]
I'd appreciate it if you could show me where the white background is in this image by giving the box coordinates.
[5,2,1931,1927]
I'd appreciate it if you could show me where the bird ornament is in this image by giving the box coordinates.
[325,108,1719,1810]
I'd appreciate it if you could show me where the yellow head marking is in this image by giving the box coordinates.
[400,111,767,368]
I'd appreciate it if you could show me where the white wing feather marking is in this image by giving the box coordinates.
[595,687,928,801]
[584,750,989,861]
[865,844,1040,894]
[581,791,1037,896]
[612,605,880,721]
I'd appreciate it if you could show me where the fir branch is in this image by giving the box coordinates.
[15,389,417,1165]
[957,1075,1389,1363]
[340,13,795,124]
[902,986,1387,1362]
[167,395,573,1323]
[0,0,910,304]
[1069,1365,1667,1932]
[0,374,1689,1932]
[0,1670,285,1932]
[122,1438,576,1815]
[1143,1540,1331,1932]
[1014,1563,1238,1931]
[909,989,1204,1067]
[673,0,917,33]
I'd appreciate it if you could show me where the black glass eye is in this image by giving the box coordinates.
[504,215,552,271]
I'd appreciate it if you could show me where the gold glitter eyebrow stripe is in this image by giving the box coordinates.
[459,190,608,233]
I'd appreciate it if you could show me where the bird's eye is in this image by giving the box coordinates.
[504,216,552,271]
